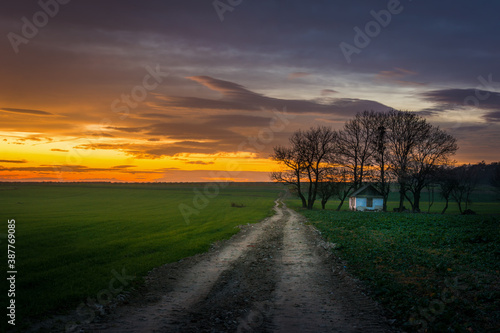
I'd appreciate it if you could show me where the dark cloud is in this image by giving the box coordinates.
[202,114,273,128]
[422,89,500,109]
[1,0,499,177]
[483,111,500,122]
[2,0,500,90]
[0,164,163,174]
[73,141,224,158]
[1,108,53,116]
[111,165,137,169]
[139,113,176,119]
[421,89,500,119]
[321,89,338,96]
[168,76,392,116]
[185,161,215,165]
[0,159,27,163]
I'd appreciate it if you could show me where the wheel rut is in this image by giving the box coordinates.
[78,200,395,333]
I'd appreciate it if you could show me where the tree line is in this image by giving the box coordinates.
[270,110,497,213]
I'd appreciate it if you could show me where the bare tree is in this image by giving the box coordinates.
[386,111,430,212]
[271,133,308,208]
[272,126,336,210]
[332,167,354,211]
[273,110,459,213]
[317,166,337,210]
[437,166,457,214]
[337,111,378,191]
[451,164,478,214]
[371,112,390,211]
[301,126,337,209]
[406,126,458,212]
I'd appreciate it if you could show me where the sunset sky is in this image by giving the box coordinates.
[1,0,499,182]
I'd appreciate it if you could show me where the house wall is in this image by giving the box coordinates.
[349,197,356,210]
[356,198,366,210]
[353,197,384,211]
[373,198,384,210]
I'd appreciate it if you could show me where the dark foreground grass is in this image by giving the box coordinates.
[294,204,500,332]
[0,182,281,331]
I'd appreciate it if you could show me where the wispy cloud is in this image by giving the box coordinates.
[375,68,425,86]
[170,76,392,116]
[0,159,27,163]
[1,108,54,116]
[185,160,215,165]
[321,89,338,96]
[288,72,311,80]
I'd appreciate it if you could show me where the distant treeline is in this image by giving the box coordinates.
[466,161,500,185]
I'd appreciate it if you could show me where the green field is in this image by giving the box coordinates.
[0,182,281,331]
[291,201,500,332]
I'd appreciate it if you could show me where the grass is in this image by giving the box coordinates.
[0,182,281,331]
[290,201,500,332]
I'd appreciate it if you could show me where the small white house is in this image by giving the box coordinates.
[349,184,384,211]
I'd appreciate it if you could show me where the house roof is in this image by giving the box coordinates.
[349,184,383,198]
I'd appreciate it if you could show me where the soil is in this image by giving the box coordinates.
[35,200,398,333]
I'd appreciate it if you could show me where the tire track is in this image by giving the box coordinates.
[79,200,394,333]
[84,200,283,332]
[271,205,392,333]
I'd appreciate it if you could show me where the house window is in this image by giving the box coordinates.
[366,198,373,207]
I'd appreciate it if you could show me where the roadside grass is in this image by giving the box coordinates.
[0,182,281,330]
[290,201,500,332]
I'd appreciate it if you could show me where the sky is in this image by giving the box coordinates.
[1,0,499,182]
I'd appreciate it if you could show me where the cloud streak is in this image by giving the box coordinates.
[1,108,54,116]
[164,76,392,116]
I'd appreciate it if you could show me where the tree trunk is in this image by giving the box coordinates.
[441,198,449,214]
[307,176,314,210]
[457,200,463,214]
[307,182,315,210]
[321,200,326,209]
[307,199,315,210]
[382,188,389,212]
[413,191,421,213]
[381,168,387,212]
[336,197,346,211]
[398,181,406,211]
[299,192,307,208]
[427,187,434,213]
[296,178,307,208]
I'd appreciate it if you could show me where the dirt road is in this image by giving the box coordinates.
[79,200,395,332]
